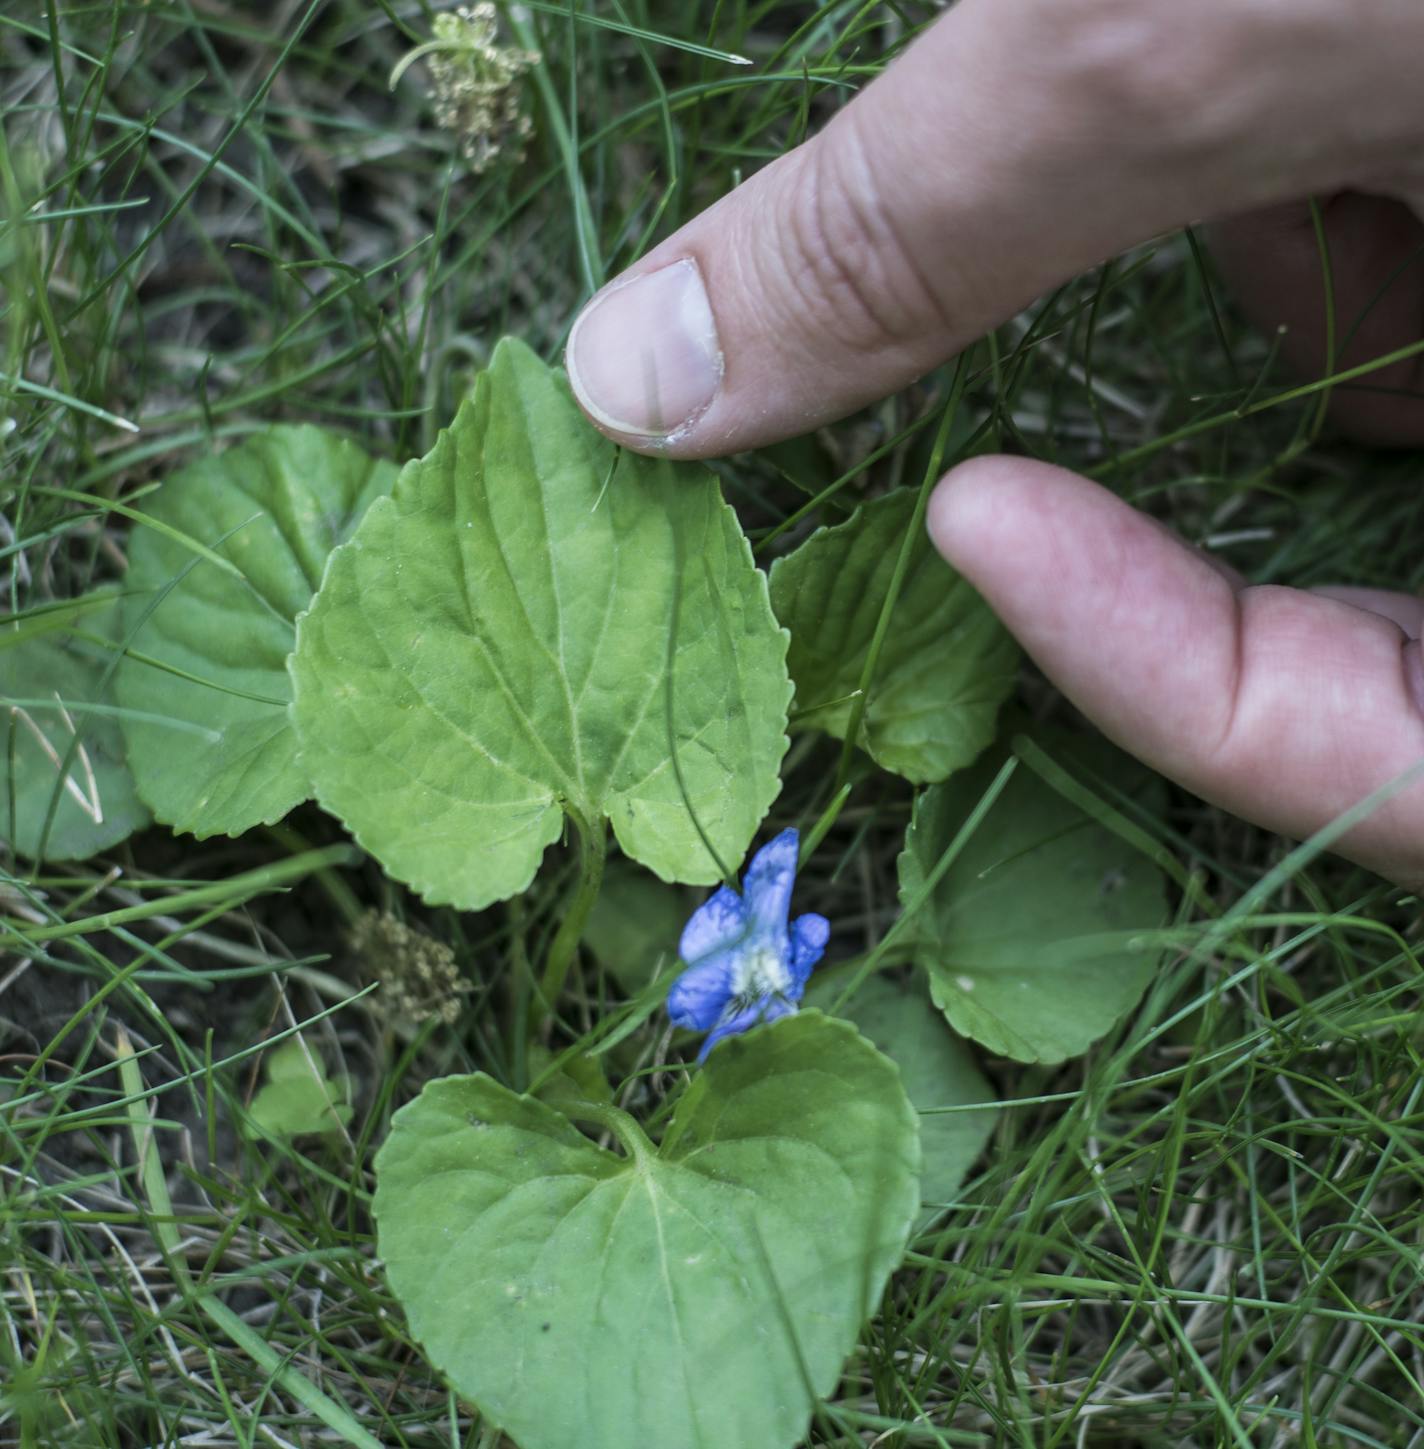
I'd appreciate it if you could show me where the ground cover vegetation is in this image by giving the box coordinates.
[2,3,1423,1446]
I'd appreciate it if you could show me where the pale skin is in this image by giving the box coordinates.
[566,0,1424,889]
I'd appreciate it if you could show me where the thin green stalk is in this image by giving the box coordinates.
[1009,734,1215,915]
[0,845,358,946]
[507,892,533,1089]
[534,816,607,1026]
[1183,224,1242,389]
[264,824,364,929]
[753,405,940,555]
[506,4,603,296]
[1093,332,1424,478]
[520,0,751,63]
[563,1098,654,1163]
[1306,196,1338,440]
[798,781,851,868]
[1080,257,1118,463]
[24,485,247,577]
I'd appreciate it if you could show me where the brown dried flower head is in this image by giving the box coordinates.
[348,909,473,1025]
[392,4,541,174]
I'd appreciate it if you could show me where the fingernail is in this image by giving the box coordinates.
[566,258,723,440]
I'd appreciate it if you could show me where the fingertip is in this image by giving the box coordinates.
[925,457,986,560]
[924,456,1249,776]
[926,456,1110,592]
[928,455,1054,558]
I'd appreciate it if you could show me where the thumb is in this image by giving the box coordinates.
[566,0,1344,457]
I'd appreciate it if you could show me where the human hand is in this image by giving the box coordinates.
[566,0,1424,888]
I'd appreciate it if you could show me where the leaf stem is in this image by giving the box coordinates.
[507,893,533,1089]
[533,815,607,1029]
[563,1098,655,1164]
[799,781,851,869]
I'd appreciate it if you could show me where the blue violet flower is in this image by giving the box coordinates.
[667,828,830,1061]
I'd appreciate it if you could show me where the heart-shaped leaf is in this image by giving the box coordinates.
[290,337,790,909]
[118,425,397,837]
[373,1012,919,1449]
[1,594,149,862]
[769,489,1018,783]
[805,972,996,1221]
[898,741,1167,1063]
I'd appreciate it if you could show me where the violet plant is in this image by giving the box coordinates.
[3,339,1168,1449]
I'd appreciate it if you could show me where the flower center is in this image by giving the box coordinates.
[735,943,792,1001]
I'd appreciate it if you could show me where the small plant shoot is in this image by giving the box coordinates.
[2,329,1189,1449]
[245,1038,353,1141]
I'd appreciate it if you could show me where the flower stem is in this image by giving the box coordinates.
[798,780,852,869]
[532,815,606,1032]
[506,892,532,1090]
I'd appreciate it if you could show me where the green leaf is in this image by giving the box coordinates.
[118,425,398,838]
[584,859,690,994]
[527,1045,613,1111]
[769,489,1018,783]
[806,972,996,1220]
[0,596,150,862]
[899,741,1168,1064]
[245,1039,352,1140]
[374,1012,919,1449]
[290,337,790,910]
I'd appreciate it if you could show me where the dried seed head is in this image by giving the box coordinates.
[397,4,541,174]
[349,909,473,1025]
